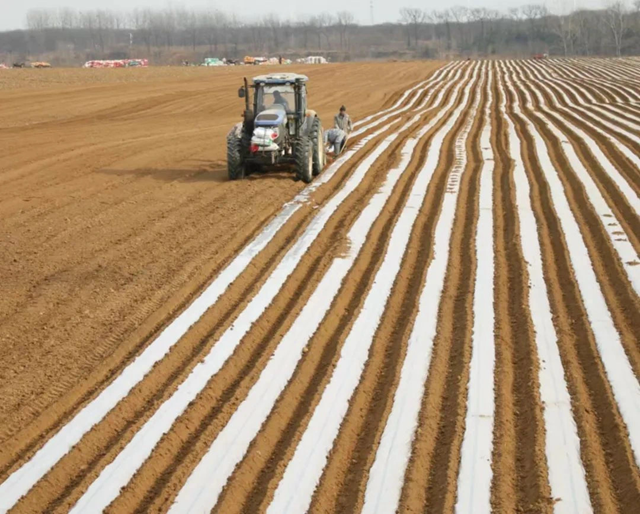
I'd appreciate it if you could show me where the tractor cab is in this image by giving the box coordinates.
[239,73,309,134]
[255,83,295,113]
[248,73,307,112]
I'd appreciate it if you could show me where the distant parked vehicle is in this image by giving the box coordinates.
[203,58,225,67]
[32,62,52,68]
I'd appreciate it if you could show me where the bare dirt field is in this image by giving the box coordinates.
[0,58,639,513]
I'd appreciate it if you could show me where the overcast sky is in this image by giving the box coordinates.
[0,0,604,31]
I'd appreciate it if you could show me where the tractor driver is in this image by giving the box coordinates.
[272,90,290,111]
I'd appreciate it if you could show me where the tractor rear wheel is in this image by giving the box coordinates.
[310,117,325,177]
[227,132,245,180]
[295,136,313,184]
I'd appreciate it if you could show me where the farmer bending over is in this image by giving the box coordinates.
[324,128,347,155]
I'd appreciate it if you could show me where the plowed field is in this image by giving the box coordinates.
[1,58,639,513]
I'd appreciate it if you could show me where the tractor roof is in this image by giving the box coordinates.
[252,73,309,85]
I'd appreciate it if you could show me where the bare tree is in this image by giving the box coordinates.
[297,18,313,49]
[57,8,77,30]
[26,9,52,31]
[521,4,548,51]
[433,9,453,50]
[132,9,153,54]
[201,10,227,54]
[182,10,199,51]
[634,0,640,28]
[449,6,470,50]
[605,0,629,56]
[400,8,427,48]
[336,11,355,51]
[310,13,334,50]
[227,14,241,56]
[95,10,115,54]
[551,6,577,57]
[14,4,640,65]
[468,8,496,53]
[573,10,602,55]
[264,14,282,52]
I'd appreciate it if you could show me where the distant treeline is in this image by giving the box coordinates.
[1,3,639,65]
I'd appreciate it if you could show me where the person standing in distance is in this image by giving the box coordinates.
[334,105,353,134]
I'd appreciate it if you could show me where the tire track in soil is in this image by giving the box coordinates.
[306,65,485,514]
[3,79,442,511]
[0,180,262,335]
[510,63,640,381]
[0,182,274,430]
[8,201,314,513]
[503,63,640,512]
[68,68,472,514]
[486,66,551,514]
[200,65,478,514]
[0,123,211,192]
[0,179,298,453]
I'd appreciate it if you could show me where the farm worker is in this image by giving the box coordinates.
[334,105,353,134]
[272,90,290,111]
[324,128,347,155]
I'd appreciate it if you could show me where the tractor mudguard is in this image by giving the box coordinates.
[229,122,243,139]
[299,112,318,138]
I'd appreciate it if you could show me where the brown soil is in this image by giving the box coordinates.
[1,58,639,513]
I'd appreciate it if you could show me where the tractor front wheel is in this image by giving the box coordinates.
[295,136,313,184]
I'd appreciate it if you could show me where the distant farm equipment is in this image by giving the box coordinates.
[244,56,268,65]
[10,61,52,68]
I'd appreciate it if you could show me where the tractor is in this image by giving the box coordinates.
[227,73,326,183]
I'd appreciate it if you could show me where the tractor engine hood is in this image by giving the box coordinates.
[254,107,287,128]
